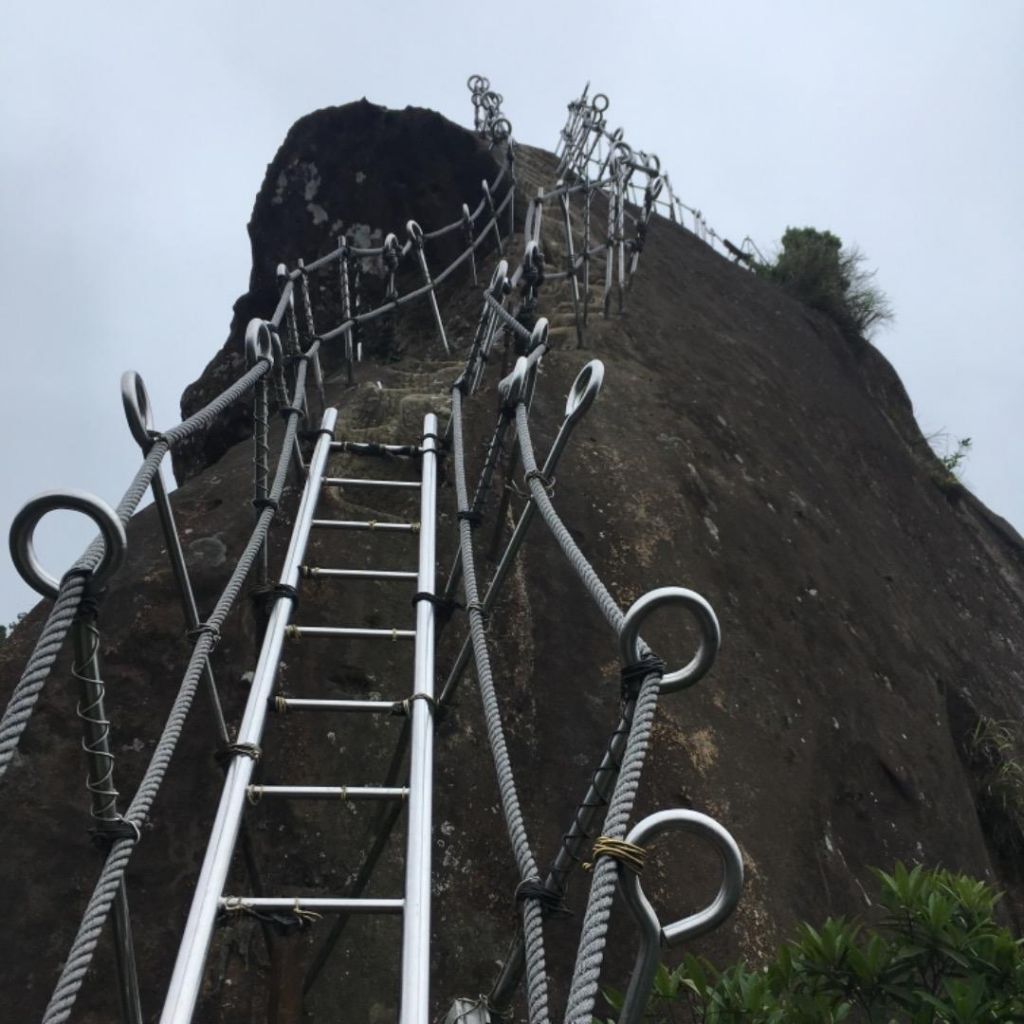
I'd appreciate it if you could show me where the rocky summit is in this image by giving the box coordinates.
[1,96,1022,1023]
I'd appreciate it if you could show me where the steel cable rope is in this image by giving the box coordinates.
[485,292,533,345]
[315,184,514,344]
[562,672,661,1024]
[0,360,271,784]
[513,403,623,633]
[481,399,660,1024]
[451,384,552,1024]
[293,162,510,273]
[40,353,313,1024]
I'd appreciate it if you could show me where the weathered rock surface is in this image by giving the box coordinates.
[2,103,1022,1023]
[173,100,499,485]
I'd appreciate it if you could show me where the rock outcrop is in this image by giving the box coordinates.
[2,100,1022,1023]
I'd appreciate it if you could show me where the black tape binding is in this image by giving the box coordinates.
[620,653,667,701]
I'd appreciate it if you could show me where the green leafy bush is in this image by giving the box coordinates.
[756,227,893,340]
[601,864,1023,1023]
[968,718,1024,861]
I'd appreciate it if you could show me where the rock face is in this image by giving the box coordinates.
[2,102,1023,1024]
[173,100,499,484]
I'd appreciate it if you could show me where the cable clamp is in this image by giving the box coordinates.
[216,741,262,765]
[89,815,142,849]
[465,600,489,627]
[456,509,483,527]
[278,404,305,420]
[412,590,455,610]
[187,622,221,648]
[291,898,323,927]
[251,496,279,513]
[420,431,448,452]
[620,652,667,702]
[583,835,647,874]
[219,896,322,933]
[514,876,573,918]
[391,692,439,718]
[523,469,556,497]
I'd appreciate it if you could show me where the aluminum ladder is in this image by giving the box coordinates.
[160,407,440,1024]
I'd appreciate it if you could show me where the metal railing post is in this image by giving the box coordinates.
[71,604,144,1024]
[399,413,439,1024]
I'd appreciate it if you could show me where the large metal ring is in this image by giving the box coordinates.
[244,319,274,369]
[619,587,720,692]
[489,258,510,297]
[500,356,530,406]
[623,809,743,943]
[523,240,543,273]
[616,809,743,1024]
[467,74,489,92]
[528,318,548,353]
[564,360,604,425]
[10,491,127,599]
[616,811,742,1024]
[120,371,155,451]
[406,220,425,247]
[491,118,512,142]
[592,93,609,113]
[613,141,635,166]
[269,329,284,366]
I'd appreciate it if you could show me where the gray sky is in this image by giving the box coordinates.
[1,2,1021,624]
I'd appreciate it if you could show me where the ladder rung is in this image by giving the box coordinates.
[220,896,403,915]
[311,519,419,533]
[330,441,422,457]
[274,698,403,714]
[247,785,408,801]
[286,625,416,640]
[302,567,417,581]
[322,476,421,490]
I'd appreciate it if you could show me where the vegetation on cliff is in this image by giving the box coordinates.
[756,227,894,341]
[610,865,1023,1023]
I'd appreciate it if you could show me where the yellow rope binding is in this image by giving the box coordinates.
[583,835,646,874]
[292,898,323,926]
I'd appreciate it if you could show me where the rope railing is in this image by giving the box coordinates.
[1,73,745,1024]
[2,337,317,1024]
[0,358,273,784]
[557,84,761,271]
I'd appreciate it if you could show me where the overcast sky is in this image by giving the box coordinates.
[0,2,1020,624]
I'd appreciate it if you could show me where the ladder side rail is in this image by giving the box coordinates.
[399,413,439,1024]
[159,408,338,1024]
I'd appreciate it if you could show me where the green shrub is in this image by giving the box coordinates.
[601,864,1023,1023]
[968,718,1024,861]
[756,227,893,340]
